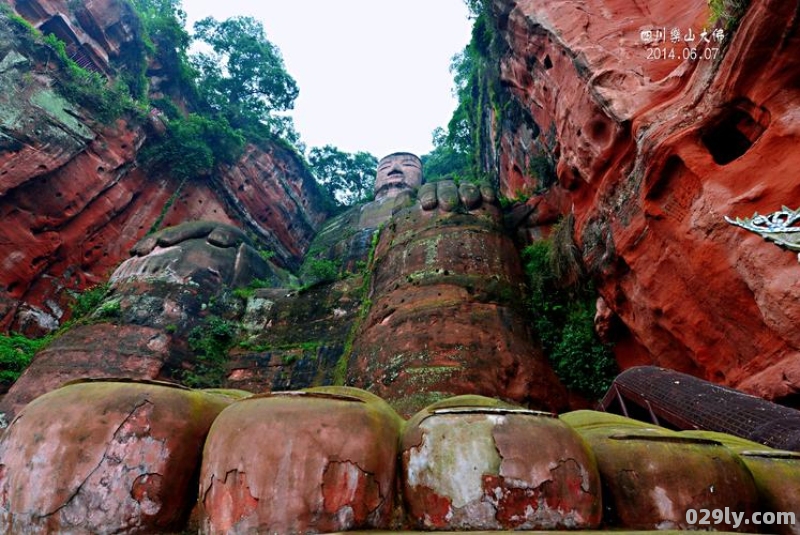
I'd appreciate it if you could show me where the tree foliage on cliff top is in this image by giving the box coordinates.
[130,0,197,101]
[192,16,298,133]
[139,113,245,182]
[127,2,341,210]
[307,146,377,208]
[126,1,304,182]
[422,7,496,185]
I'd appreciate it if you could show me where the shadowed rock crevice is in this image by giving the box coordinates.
[701,99,770,165]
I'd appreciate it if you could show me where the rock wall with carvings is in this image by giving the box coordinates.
[486,0,800,404]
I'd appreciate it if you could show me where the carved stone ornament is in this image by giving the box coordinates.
[725,206,800,259]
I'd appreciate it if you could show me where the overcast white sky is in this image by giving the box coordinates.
[181,1,473,159]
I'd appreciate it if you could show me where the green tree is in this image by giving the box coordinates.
[192,16,298,133]
[421,126,472,182]
[308,145,377,207]
[421,15,490,183]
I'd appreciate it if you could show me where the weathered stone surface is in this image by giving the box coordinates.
[348,190,567,416]
[401,396,601,530]
[435,180,460,212]
[0,222,277,421]
[226,277,364,393]
[0,323,171,423]
[681,430,800,535]
[199,387,403,534]
[458,182,482,209]
[562,411,759,530]
[221,181,408,394]
[7,0,139,74]
[418,182,438,210]
[0,6,328,335]
[111,222,278,290]
[489,0,800,401]
[0,380,231,534]
[211,144,329,267]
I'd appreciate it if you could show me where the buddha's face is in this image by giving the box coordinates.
[374,153,423,200]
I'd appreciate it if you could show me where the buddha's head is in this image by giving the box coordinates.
[374,152,423,201]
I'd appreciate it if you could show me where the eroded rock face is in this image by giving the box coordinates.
[199,387,403,534]
[489,0,800,401]
[8,0,141,74]
[401,396,601,530]
[0,380,231,534]
[0,222,277,422]
[222,177,417,394]
[347,179,567,416]
[0,5,328,335]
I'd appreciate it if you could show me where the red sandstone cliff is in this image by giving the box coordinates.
[488,0,800,403]
[0,1,329,334]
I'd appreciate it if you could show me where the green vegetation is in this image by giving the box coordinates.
[529,124,559,192]
[423,0,559,194]
[0,281,115,386]
[232,278,273,300]
[498,191,531,209]
[138,113,245,182]
[192,16,298,137]
[708,0,750,31]
[129,0,196,101]
[96,298,122,319]
[1,5,36,34]
[0,333,52,386]
[307,145,378,208]
[422,3,498,185]
[523,217,617,399]
[3,1,341,210]
[183,315,237,388]
[147,176,187,234]
[239,340,320,354]
[302,258,341,285]
[70,284,111,319]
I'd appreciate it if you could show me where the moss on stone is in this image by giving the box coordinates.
[560,410,666,431]
[29,89,94,140]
